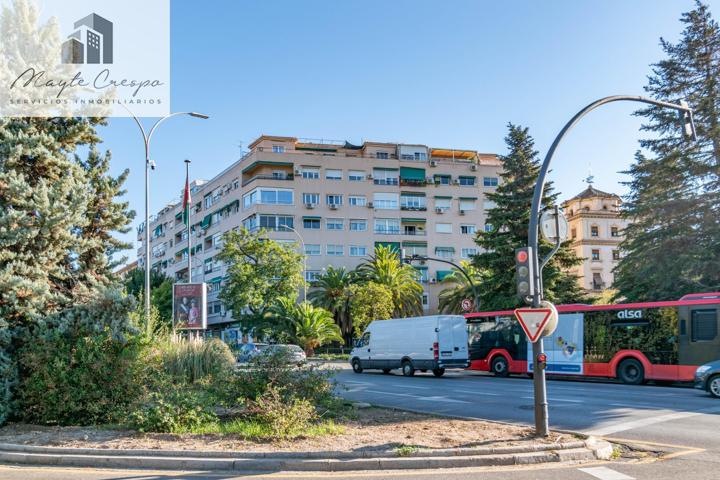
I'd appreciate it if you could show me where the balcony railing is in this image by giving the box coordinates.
[242,173,294,187]
[400,205,427,211]
[400,179,428,187]
[373,178,399,186]
[402,230,426,236]
[374,228,401,235]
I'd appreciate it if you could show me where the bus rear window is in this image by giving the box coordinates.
[691,309,718,342]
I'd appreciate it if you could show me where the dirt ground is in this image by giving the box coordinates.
[0,408,576,453]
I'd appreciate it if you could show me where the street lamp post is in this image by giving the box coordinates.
[402,253,480,312]
[278,225,308,301]
[125,110,209,320]
[527,95,696,437]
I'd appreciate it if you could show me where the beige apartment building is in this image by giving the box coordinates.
[562,185,630,294]
[138,135,502,334]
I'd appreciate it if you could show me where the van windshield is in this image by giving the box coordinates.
[356,332,370,348]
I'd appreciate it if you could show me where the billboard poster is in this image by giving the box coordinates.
[173,283,207,330]
[528,313,584,374]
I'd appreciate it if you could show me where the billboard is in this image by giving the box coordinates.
[528,313,584,375]
[173,283,207,330]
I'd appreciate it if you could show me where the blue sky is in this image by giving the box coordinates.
[97,0,718,262]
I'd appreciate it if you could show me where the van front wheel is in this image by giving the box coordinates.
[432,368,445,377]
[402,360,415,377]
[352,359,363,374]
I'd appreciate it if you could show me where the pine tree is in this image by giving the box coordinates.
[472,124,588,311]
[615,1,720,301]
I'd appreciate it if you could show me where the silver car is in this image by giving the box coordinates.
[694,359,720,398]
[260,344,307,366]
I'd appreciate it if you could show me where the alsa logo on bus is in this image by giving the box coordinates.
[617,309,643,320]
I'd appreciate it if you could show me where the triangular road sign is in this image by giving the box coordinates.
[514,308,553,343]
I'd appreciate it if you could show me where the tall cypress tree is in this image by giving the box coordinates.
[615,1,720,301]
[472,124,587,311]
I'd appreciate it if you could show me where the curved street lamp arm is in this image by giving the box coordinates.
[528,95,696,307]
[405,254,480,310]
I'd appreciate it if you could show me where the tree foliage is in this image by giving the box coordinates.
[218,228,304,335]
[307,266,355,346]
[472,123,588,311]
[348,282,394,337]
[268,299,342,356]
[615,1,720,301]
[438,262,484,314]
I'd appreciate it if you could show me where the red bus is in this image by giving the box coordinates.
[464,293,720,384]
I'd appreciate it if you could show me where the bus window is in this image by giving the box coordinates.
[691,309,718,342]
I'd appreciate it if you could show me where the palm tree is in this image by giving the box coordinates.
[307,266,354,345]
[355,245,423,317]
[438,262,484,314]
[290,302,343,356]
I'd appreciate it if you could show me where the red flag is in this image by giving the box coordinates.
[182,171,191,225]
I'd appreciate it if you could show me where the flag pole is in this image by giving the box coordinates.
[184,159,192,284]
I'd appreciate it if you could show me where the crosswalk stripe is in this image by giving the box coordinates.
[578,466,635,480]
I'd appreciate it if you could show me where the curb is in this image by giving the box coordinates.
[0,438,613,472]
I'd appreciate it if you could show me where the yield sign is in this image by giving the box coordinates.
[514,308,554,343]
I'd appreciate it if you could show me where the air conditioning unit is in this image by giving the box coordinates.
[305,203,315,209]
[460,209,466,215]
[435,207,444,214]
[329,204,338,210]
[453,179,460,185]
[430,160,438,167]
[295,168,302,175]
[367,173,374,180]
[430,278,437,284]
[367,202,374,208]
[426,176,434,183]
[470,164,478,171]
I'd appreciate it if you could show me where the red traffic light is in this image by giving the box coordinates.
[516,250,529,263]
[537,353,547,363]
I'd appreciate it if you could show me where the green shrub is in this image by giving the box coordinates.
[128,384,218,433]
[160,336,235,384]
[16,329,144,426]
[234,349,335,406]
[253,386,317,440]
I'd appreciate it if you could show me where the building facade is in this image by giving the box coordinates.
[562,185,630,294]
[138,135,501,334]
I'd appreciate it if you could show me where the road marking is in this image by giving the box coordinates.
[399,384,431,390]
[578,466,634,480]
[417,395,470,404]
[521,396,583,403]
[586,405,720,436]
[364,390,413,398]
[609,402,661,409]
[455,389,500,396]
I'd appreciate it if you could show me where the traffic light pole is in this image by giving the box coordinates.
[526,95,695,437]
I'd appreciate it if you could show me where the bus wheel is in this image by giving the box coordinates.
[351,359,363,374]
[708,375,720,398]
[402,360,415,377]
[432,368,445,377]
[491,356,509,377]
[617,358,644,385]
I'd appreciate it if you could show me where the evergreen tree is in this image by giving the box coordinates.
[471,124,587,311]
[615,1,720,301]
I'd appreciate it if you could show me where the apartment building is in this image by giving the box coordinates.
[562,184,631,294]
[138,135,502,334]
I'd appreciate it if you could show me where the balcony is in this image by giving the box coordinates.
[374,228,401,235]
[373,178,399,186]
[400,204,427,212]
[402,228,426,236]
[242,173,294,187]
[400,178,428,187]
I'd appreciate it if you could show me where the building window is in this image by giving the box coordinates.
[326,169,342,180]
[435,246,455,258]
[326,194,343,206]
[434,174,451,185]
[374,218,400,234]
[591,226,599,237]
[612,250,620,260]
[376,151,389,159]
[350,245,367,257]
[259,215,294,231]
[348,170,365,181]
[414,152,427,161]
[327,244,344,256]
[458,176,476,186]
[592,272,604,290]
[373,168,399,185]
[305,244,321,256]
[436,223,452,234]
[326,218,343,230]
[272,145,285,153]
[305,270,321,282]
[459,199,477,211]
[461,247,478,259]
[349,195,367,206]
[404,244,427,257]
[373,192,399,210]
[571,228,577,239]
[591,249,600,261]
[350,219,367,231]
[422,292,429,309]
[434,197,452,210]
[401,194,426,210]
[484,224,493,232]
[302,193,319,205]
[303,218,321,229]
[301,167,320,179]
[461,224,476,235]
[483,177,499,187]
[611,226,620,237]
[243,188,293,208]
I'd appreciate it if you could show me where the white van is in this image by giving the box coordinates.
[349,315,469,377]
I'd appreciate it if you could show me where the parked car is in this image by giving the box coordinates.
[350,315,469,377]
[236,342,266,363]
[258,344,307,365]
[695,359,720,398]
